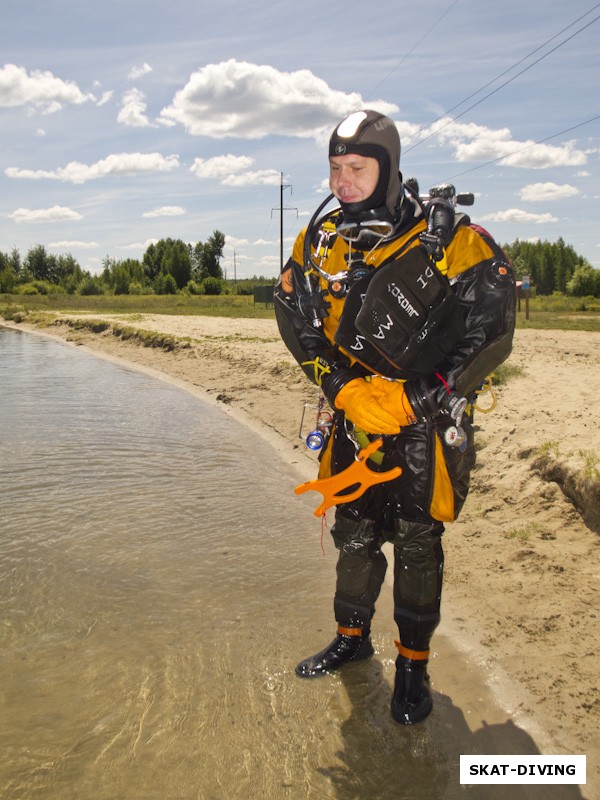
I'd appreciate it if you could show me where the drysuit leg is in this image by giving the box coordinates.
[391,519,445,651]
[330,513,388,631]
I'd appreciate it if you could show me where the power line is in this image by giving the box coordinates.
[404,5,600,154]
[410,2,600,137]
[443,113,600,182]
[365,0,459,101]
[426,1,600,126]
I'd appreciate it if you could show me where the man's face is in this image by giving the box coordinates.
[329,154,379,205]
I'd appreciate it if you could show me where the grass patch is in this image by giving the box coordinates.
[492,361,526,385]
[516,314,600,332]
[1,292,276,319]
[535,440,562,465]
[515,296,600,331]
[505,523,542,541]
[3,291,600,329]
[56,317,188,352]
[0,303,28,322]
[579,449,600,482]
[64,317,111,334]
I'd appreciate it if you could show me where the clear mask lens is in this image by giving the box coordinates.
[336,219,395,242]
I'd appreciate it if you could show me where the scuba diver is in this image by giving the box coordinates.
[274,109,516,725]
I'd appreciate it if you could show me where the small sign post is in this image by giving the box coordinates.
[521,275,531,320]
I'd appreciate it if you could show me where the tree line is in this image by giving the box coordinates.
[1,234,598,297]
[501,237,599,297]
[0,231,228,296]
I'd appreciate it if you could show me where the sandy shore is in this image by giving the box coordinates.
[5,313,599,792]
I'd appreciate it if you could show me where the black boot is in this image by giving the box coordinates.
[295,630,374,678]
[391,654,432,724]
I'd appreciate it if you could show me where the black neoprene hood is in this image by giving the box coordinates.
[329,110,402,219]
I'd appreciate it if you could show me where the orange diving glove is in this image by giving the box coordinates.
[334,376,415,435]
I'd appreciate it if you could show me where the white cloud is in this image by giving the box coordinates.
[120,239,159,250]
[5,152,180,184]
[190,154,280,186]
[0,63,94,113]
[222,169,281,187]
[420,118,588,170]
[478,208,559,225]
[257,254,281,268]
[128,63,153,80]
[159,59,398,138]
[190,154,254,178]
[142,205,186,218]
[225,235,250,247]
[48,240,99,249]
[519,182,580,202]
[97,90,113,107]
[118,88,153,127]
[9,205,83,223]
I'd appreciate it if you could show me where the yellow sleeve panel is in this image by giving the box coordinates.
[292,228,307,264]
[444,224,495,280]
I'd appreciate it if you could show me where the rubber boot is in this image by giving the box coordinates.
[391,654,432,724]
[295,627,374,678]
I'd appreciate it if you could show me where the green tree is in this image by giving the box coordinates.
[142,243,162,282]
[195,230,226,280]
[142,238,191,288]
[567,265,600,297]
[101,256,145,293]
[55,254,84,289]
[503,238,589,295]
[78,276,105,295]
[163,240,191,289]
[8,247,22,278]
[553,238,569,294]
[202,276,223,295]
[191,241,205,281]
[0,267,16,293]
[154,272,178,294]
[113,266,130,295]
[24,244,51,282]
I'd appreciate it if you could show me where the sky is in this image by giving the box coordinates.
[1,0,599,279]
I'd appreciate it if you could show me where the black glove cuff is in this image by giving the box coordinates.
[404,378,440,423]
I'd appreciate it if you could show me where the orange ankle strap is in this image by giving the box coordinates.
[338,625,363,637]
[394,640,429,660]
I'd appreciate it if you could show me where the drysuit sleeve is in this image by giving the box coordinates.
[274,231,367,403]
[405,223,516,421]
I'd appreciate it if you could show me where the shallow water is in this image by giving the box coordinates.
[0,327,585,800]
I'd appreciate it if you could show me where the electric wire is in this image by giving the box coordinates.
[404,7,600,154]
[408,2,600,141]
[261,6,600,273]
[365,0,459,101]
[443,113,600,182]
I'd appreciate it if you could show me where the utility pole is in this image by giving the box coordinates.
[272,172,297,272]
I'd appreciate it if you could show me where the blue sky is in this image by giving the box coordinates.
[1,0,599,278]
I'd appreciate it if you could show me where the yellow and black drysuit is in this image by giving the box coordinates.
[274,197,516,660]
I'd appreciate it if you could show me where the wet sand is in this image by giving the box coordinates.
[4,315,598,798]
